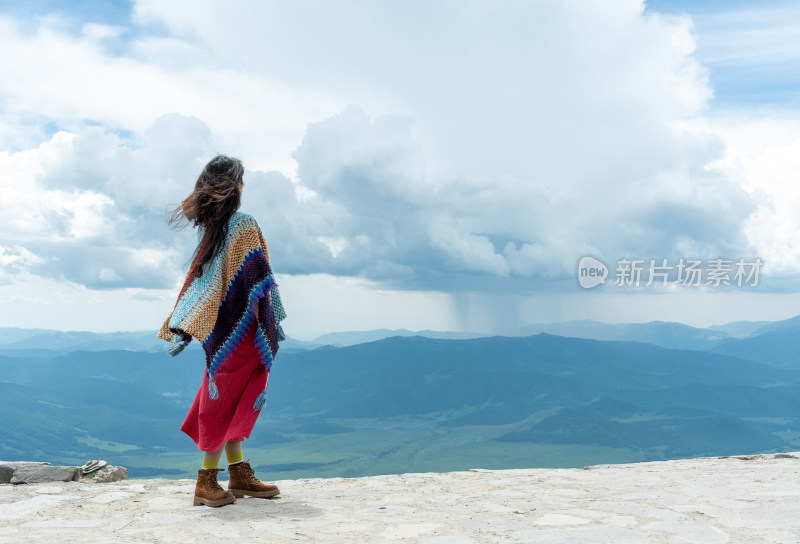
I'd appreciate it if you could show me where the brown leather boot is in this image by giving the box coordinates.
[227,459,280,498]
[193,468,236,507]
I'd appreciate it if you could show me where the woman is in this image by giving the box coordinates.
[158,155,287,507]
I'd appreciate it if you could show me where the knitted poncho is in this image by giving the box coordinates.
[158,211,286,401]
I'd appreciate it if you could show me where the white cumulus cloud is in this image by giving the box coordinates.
[0,0,798,332]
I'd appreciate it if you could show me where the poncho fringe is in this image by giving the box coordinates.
[158,212,286,399]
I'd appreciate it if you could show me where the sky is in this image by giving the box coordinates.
[0,0,799,339]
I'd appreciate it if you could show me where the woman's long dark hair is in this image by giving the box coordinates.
[170,155,244,280]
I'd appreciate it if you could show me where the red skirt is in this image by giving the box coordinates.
[181,324,269,451]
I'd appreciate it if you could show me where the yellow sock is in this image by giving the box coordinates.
[226,451,244,465]
[201,458,219,470]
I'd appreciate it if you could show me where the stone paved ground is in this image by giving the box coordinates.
[1,453,799,543]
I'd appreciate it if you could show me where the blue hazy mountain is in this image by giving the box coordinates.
[0,327,316,354]
[2,331,799,478]
[0,328,165,353]
[510,320,730,350]
[312,322,729,349]
[707,320,773,338]
[750,314,800,334]
[707,315,800,368]
[311,328,489,346]
[310,317,799,351]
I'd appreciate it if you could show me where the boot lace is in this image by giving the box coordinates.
[206,470,224,492]
[244,463,257,482]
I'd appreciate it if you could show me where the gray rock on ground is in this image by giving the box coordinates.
[10,465,80,484]
[79,465,127,483]
[0,462,127,484]
[0,462,54,484]
[0,465,13,485]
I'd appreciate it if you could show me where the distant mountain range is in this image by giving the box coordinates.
[1,318,799,479]
[4,313,797,357]
[310,328,490,346]
[0,328,166,353]
[0,327,318,355]
[307,315,800,368]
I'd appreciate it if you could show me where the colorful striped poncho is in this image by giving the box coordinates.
[158,211,286,401]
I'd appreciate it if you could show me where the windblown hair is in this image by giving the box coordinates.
[170,155,244,280]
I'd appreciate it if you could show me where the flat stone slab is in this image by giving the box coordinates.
[0,463,51,484]
[10,465,80,484]
[0,452,799,543]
